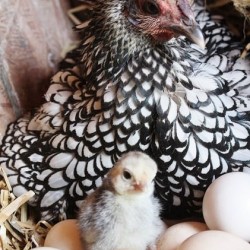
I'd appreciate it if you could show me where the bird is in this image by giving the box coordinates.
[0,0,250,221]
[77,151,165,250]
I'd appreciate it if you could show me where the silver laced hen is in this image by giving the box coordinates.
[1,0,250,221]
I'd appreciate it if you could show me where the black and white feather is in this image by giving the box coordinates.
[0,0,250,221]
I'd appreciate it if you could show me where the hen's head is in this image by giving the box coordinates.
[124,0,204,48]
[107,151,158,196]
[82,0,204,49]
[77,0,204,82]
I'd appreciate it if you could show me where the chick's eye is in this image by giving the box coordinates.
[141,0,160,15]
[123,170,132,180]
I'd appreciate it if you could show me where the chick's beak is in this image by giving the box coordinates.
[133,181,146,191]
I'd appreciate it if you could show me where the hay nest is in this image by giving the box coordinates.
[233,0,250,19]
[0,167,52,250]
[206,0,250,38]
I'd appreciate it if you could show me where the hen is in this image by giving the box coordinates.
[1,0,250,221]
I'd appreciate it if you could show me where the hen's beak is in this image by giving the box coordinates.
[158,0,206,49]
[171,22,206,49]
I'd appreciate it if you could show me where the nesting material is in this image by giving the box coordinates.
[233,0,250,19]
[0,167,52,250]
[206,0,250,38]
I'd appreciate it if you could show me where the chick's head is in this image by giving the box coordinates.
[108,151,158,196]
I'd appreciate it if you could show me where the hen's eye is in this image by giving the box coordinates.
[142,0,160,15]
[123,170,132,180]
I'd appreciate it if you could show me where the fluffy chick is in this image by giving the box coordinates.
[77,151,165,250]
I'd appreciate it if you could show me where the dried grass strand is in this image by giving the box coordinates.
[0,191,35,224]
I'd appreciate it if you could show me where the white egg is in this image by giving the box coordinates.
[157,221,208,250]
[178,230,250,250]
[203,172,250,242]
